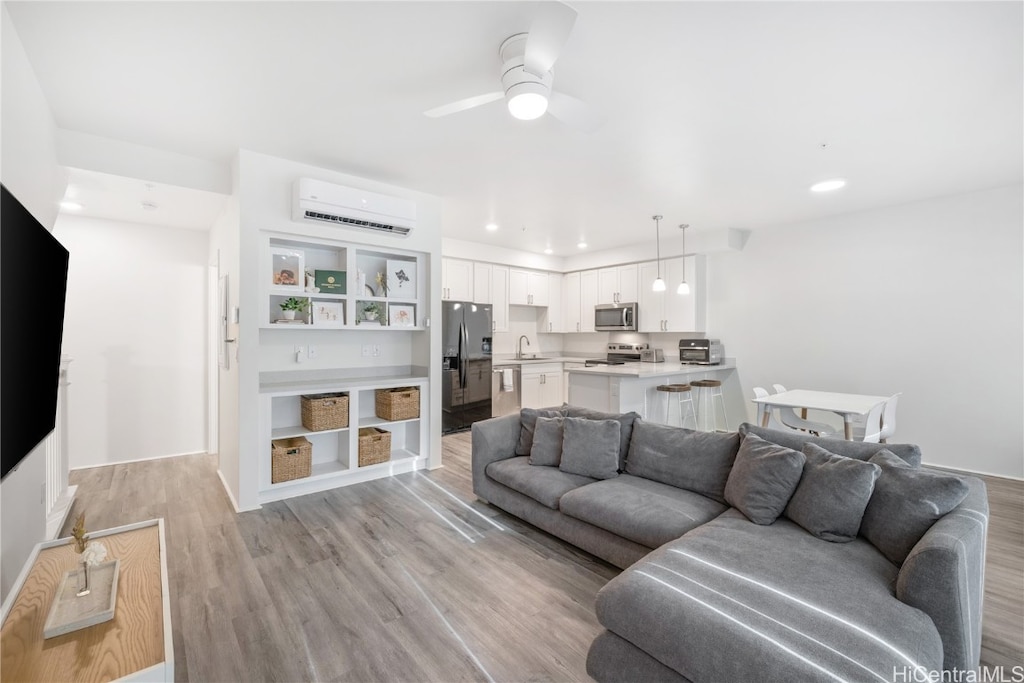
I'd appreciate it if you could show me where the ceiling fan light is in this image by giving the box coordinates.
[652,278,666,292]
[677,280,690,295]
[507,92,548,120]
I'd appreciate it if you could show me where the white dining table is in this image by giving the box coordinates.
[751,389,890,440]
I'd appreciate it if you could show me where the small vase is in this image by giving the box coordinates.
[282,310,297,320]
[77,559,91,597]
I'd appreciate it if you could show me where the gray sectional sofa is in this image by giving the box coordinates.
[471,406,988,682]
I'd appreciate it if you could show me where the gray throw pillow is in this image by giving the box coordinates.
[784,443,881,542]
[738,423,922,467]
[724,433,806,525]
[529,416,564,467]
[860,449,969,565]
[563,406,640,471]
[559,417,621,480]
[515,408,564,456]
[625,419,740,503]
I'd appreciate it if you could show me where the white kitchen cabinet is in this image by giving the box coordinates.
[540,273,564,333]
[509,268,549,306]
[580,270,599,332]
[472,262,492,303]
[596,264,639,305]
[492,265,509,333]
[563,272,581,333]
[638,256,706,332]
[521,363,563,409]
[442,258,473,301]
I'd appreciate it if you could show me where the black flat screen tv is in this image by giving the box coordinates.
[1,183,70,480]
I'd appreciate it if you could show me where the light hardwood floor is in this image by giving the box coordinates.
[61,433,1023,682]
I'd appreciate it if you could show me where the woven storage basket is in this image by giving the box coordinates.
[301,392,349,431]
[358,427,391,467]
[375,387,420,421]
[271,437,312,483]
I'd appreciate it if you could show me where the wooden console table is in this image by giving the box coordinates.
[0,519,173,682]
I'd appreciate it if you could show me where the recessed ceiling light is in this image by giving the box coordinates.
[810,178,846,193]
[59,200,83,211]
[577,241,587,249]
[543,248,553,255]
[485,223,498,231]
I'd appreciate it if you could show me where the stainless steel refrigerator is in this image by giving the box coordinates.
[442,301,492,433]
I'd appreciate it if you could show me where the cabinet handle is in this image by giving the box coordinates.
[548,322,552,332]
[577,322,580,332]
[492,320,496,332]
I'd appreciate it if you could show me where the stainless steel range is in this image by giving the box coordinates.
[585,343,649,366]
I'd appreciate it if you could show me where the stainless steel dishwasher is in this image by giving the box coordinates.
[491,365,521,417]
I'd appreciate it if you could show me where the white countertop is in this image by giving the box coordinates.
[566,359,736,378]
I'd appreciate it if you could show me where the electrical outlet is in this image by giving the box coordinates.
[361,345,372,357]
[294,345,305,364]
[307,346,318,360]
[372,344,381,357]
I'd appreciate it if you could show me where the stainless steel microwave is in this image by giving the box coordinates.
[595,303,638,331]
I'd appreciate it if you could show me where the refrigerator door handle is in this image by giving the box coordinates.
[460,322,469,389]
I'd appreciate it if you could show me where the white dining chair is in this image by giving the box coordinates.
[771,384,837,436]
[753,387,790,431]
[852,393,901,443]
[854,401,887,443]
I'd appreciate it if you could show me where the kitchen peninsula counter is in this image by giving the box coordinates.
[567,359,742,427]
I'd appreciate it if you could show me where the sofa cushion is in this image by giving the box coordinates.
[784,442,881,542]
[563,406,640,471]
[595,509,943,683]
[486,456,596,510]
[724,433,805,525]
[739,422,922,467]
[560,474,728,549]
[515,407,564,456]
[861,449,969,565]
[625,419,739,504]
[559,417,621,480]
[529,416,564,467]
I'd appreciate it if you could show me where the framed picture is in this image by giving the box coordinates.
[271,248,304,291]
[389,304,415,327]
[313,301,344,327]
[386,260,417,299]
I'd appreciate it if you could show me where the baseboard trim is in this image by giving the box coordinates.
[923,461,1024,482]
[216,469,243,513]
[44,484,78,540]
[69,450,208,471]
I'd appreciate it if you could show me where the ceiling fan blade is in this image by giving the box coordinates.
[424,92,504,118]
[523,2,578,76]
[547,91,603,133]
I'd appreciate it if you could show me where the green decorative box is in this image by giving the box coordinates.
[315,270,346,294]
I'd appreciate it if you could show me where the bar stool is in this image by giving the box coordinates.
[655,384,696,428]
[691,379,727,432]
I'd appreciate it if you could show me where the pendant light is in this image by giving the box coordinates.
[677,223,691,295]
[651,215,666,292]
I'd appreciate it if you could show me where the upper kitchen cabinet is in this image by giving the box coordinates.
[540,273,564,333]
[638,255,706,332]
[442,258,474,301]
[563,272,582,333]
[475,263,509,332]
[597,264,639,305]
[579,270,599,332]
[509,268,550,306]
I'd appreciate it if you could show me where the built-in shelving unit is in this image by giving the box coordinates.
[262,233,425,330]
[258,374,427,504]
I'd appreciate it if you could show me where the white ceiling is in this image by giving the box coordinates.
[7,1,1022,254]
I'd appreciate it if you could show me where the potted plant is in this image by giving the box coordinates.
[279,297,310,321]
[361,302,384,323]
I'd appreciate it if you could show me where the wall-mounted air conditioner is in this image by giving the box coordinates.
[293,178,415,237]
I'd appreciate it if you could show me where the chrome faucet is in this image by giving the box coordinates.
[516,335,531,360]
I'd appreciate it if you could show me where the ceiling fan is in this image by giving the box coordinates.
[424,2,602,133]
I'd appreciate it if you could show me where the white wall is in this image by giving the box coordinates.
[0,5,68,600]
[707,185,1023,478]
[52,215,208,468]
